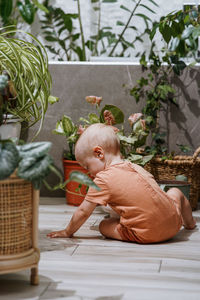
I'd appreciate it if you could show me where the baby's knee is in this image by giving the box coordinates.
[167,187,182,197]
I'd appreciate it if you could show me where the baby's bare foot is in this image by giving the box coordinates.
[184,218,196,230]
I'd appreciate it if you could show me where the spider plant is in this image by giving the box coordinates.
[0,27,58,139]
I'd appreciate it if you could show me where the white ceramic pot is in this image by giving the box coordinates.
[0,114,21,140]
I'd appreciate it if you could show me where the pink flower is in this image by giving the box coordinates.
[85,95,102,106]
[140,119,146,131]
[128,113,143,126]
[103,110,116,125]
[77,125,85,135]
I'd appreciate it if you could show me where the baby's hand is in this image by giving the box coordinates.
[47,229,72,238]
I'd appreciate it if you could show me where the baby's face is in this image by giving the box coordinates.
[79,155,105,177]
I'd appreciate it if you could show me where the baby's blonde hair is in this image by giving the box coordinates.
[75,123,120,161]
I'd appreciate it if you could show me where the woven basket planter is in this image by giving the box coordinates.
[145,147,200,210]
[0,173,40,285]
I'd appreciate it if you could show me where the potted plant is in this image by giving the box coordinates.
[0,139,55,285]
[0,138,98,284]
[130,6,200,156]
[53,95,152,205]
[129,7,200,209]
[0,27,58,141]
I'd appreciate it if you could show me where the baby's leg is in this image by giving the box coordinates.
[166,188,196,229]
[99,217,123,240]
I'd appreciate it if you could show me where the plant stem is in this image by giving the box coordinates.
[77,0,86,60]
[93,0,101,56]
[108,0,142,57]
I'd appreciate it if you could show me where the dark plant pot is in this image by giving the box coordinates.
[0,114,21,140]
[158,180,191,200]
[63,159,89,206]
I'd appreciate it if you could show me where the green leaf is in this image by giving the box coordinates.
[17,0,35,24]
[135,13,151,22]
[102,0,117,2]
[0,0,13,21]
[62,115,75,136]
[100,105,124,124]
[150,22,159,40]
[32,0,49,13]
[85,40,95,51]
[117,21,125,26]
[45,35,58,42]
[52,120,66,136]
[48,95,59,104]
[79,117,90,124]
[88,113,100,124]
[117,134,138,145]
[171,21,184,37]
[172,60,186,75]
[127,154,143,164]
[69,171,101,191]
[120,5,131,13]
[17,142,52,159]
[139,4,156,14]
[62,14,73,32]
[159,24,172,44]
[127,154,154,165]
[17,155,53,189]
[147,0,159,7]
[0,141,19,180]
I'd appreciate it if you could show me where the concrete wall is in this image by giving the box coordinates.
[25,62,200,197]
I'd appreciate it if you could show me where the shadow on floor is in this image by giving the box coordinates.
[0,272,124,300]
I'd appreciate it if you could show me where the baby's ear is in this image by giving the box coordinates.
[93,146,104,159]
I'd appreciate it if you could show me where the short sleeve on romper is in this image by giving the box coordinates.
[85,175,110,206]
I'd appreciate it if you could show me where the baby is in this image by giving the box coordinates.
[47,123,196,243]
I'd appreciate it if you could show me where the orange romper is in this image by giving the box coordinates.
[85,161,183,243]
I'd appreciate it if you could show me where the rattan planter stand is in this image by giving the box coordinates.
[0,174,40,285]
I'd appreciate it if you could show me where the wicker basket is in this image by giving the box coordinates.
[0,173,40,285]
[145,147,200,210]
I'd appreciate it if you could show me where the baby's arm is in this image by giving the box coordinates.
[47,199,97,238]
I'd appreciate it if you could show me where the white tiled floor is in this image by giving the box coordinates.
[0,197,200,300]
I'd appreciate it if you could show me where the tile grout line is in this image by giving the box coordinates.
[158,260,162,273]
[38,281,51,299]
[71,244,79,256]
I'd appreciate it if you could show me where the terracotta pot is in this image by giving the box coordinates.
[63,159,90,206]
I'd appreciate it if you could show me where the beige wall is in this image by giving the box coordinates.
[25,63,200,197]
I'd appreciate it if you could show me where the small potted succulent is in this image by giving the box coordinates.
[53,96,152,205]
[0,27,58,141]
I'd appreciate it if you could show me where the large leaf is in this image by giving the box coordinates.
[69,171,101,191]
[0,0,13,21]
[100,105,124,124]
[17,142,52,159]
[17,0,35,24]
[117,134,138,145]
[0,141,19,180]
[17,155,53,189]
[62,115,75,136]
